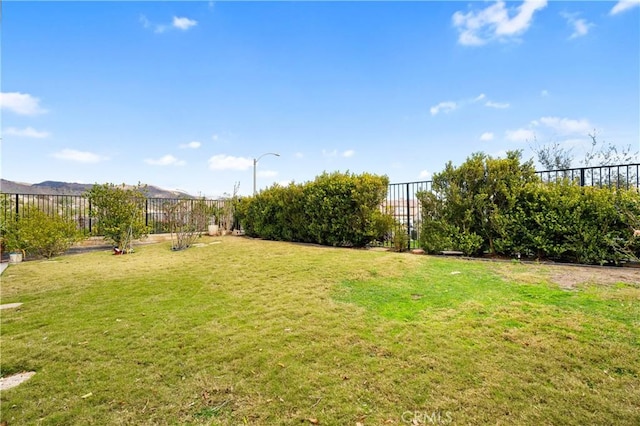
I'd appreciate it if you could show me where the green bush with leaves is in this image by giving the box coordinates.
[86,183,150,251]
[417,152,640,264]
[240,172,392,247]
[510,181,640,264]
[2,206,82,259]
[418,151,538,256]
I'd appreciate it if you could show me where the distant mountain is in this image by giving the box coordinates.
[0,179,194,199]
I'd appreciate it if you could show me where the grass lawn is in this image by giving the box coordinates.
[1,236,639,425]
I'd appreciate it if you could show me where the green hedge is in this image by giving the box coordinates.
[238,172,393,247]
[418,151,640,265]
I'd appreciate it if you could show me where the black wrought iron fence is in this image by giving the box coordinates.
[2,163,638,248]
[0,193,230,236]
[383,181,432,250]
[535,163,639,189]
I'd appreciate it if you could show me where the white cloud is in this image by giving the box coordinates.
[541,89,549,97]
[342,149,355,158]
[257,170,278,178]
[294,152,304,159]
[4,126,50,138]
[430,101,457,115]
[208,154,253,171]
[419,170,431,179]
[53,149,107,163]
[179,141,201,149]
[505,128,535,142]
[610,0,640,16]
[144,154,186,166]
[452,0,548,46]
[322,149,338,157]
[430,93,488,116]
[537,116,592,135]
[141,15,197,33]
[561,12,593,39]
[480,132,495,141]
[211,134,219,141]
[485,101,510,109]
[173,16,197,30]
[0,92,47,115]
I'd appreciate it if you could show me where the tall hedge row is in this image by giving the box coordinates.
[418,151,640,265]
[237,172,393,247]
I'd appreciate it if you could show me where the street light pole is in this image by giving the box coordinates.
[253,152,280,195]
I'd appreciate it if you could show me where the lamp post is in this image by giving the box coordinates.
[253,152,280,195]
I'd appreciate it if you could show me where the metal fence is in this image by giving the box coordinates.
[535,163,639,189]
[2,163,638,249]
[382,181,432,249]
[0,193,230,235]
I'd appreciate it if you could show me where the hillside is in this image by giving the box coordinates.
[0,179,193,199]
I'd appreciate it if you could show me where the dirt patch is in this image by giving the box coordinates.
[546,264,640,289]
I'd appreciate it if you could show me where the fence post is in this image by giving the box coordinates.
[88,199,92,233]
[15,194,19,219]
[406,184,411,251]
[145,199,149,228]
[580,168,585,187]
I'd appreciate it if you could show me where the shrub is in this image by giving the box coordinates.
[163,198,210,250]
[418,151,538,255]
[86,183,150,251]
[2,206,82,259]
[240,172,393,247]
[391,223,410,252]
[417,151,640,264]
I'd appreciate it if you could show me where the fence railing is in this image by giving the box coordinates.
[0,193,230,236]
[535,163,639,189]
[2,163,638,249]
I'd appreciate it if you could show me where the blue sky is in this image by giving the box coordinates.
[2,0,639,197]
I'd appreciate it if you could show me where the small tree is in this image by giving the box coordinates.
[530,137,573,171]
[219,182,240,233]
[164,198,209,250]
[86,183,150,252]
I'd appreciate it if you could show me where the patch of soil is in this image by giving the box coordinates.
[547,264,640,289]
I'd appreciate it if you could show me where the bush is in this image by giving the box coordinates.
[418,151,538,256]
[2,206,82,259]
[239,172,393,247]
[163,198,210,250]
[86,183,150,251]
[417,151,640,264]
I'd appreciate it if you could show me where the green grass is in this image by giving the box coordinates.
[1,236,639,425]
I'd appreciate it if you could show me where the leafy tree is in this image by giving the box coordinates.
[529,137,573,170]
[583,130,638,166]
[86,183,150,252]
[530,130,639,171]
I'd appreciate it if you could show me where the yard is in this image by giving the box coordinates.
[1,236,639,425]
